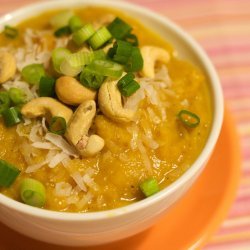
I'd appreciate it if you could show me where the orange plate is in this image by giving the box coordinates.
[0,108,241,250]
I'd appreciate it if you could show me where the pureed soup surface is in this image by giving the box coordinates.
[0,7,212,212]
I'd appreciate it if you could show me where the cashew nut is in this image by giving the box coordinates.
[55,76,96,106]
[0,51,16,84]
[65,100,104,157]
[21,97,73,123]
[140,46,170,78]
[98,79,135,123]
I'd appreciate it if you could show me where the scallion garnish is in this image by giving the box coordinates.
[125,47,144,72]
[49,116,67,135]
[108,40,133,64]
[20,178,46,208]
[2,107,22,127]
[86,59,123,78]
[88,27,112,50]
[140,178,160,197]
[50,10,74,29]
[177,110,200,128]
[21,64,46,85]
[3,25,18,39]
[54,26,71,37]
[0,91,10,114]
[8,88,26,105]
[72,24,95,46]
[117,73,140,97]
[0,159,20,187]
[39,76,55,97]
[107,17,132,40]
[69,15,84,32]
[80,67,106,90]
[125,33,139,46]
[51,47,71,74]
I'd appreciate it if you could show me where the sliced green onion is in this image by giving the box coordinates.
[72,24,95,46]
[48,116,67,135]
[39,76,55,97]
[59,59,82,77]
[125,33,139,46]
[125,47,144,72]
[108,40,133,64]
[0,91,10,114]
[8,88,26,105]
[140,178,160,197]
[87,59,123,78]
[93,50,107,60]
[20,178,46,208]
[107,17,132,40]
[80,67,106,90]
[2,107,22,127]
[54,26,71,37]
[177,110,200,128]
[69,15,83,32]
[21,64,46,85]
[3,25,18,39]
[51,47,71,73]
[59,50,106,77]
[0,159,20,187]
[117,73,140,97]
[50,10,74,29]
[88,27,112,50]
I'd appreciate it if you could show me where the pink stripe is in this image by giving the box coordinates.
[205,44,250,56]
[218,224,250,235]
[224,88,250,98]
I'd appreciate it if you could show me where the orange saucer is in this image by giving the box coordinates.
[0,108,241,250]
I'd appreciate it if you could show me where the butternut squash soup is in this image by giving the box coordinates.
[0,7,212,212]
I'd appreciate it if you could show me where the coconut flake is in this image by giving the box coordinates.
[76,192,93,210]
[29,123,43,143]
[137,139,152,174]
[54,182,72,197]
[45,133,78,157]
[16,124,29,138]
[141,134,159,150]
[32,142,58,150]
[83,174,98,191]
[25,160,48,173]
[71,172,87,192]
[48,152,69,168]
[147,107,161,124]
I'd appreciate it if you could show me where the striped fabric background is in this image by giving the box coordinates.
[0,0,249,249]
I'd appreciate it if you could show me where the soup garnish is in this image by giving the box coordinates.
[0,8,212,211]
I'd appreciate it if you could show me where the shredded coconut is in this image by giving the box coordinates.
[71,172,87,192]
[137,139,153,174]
[45,133,78,157]
[54,182,72,197]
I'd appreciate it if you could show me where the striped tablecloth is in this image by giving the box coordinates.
[0,0,249,249]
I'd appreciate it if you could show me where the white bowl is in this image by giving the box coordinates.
[0,0,224,246]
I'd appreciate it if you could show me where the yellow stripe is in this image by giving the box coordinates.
[223,217,250,228]
[241,177,250,186]
[211,231,250,243]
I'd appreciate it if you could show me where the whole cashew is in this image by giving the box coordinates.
[21,97,73,123]
[65,100,104,157]
[0,51,16,84]
[55,76,96,106]
[140,46,170,78]
[98,79,135,123]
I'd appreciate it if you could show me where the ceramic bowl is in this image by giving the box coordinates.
[0,0,224,246]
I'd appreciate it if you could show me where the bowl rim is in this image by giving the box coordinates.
[0,0,224,221]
